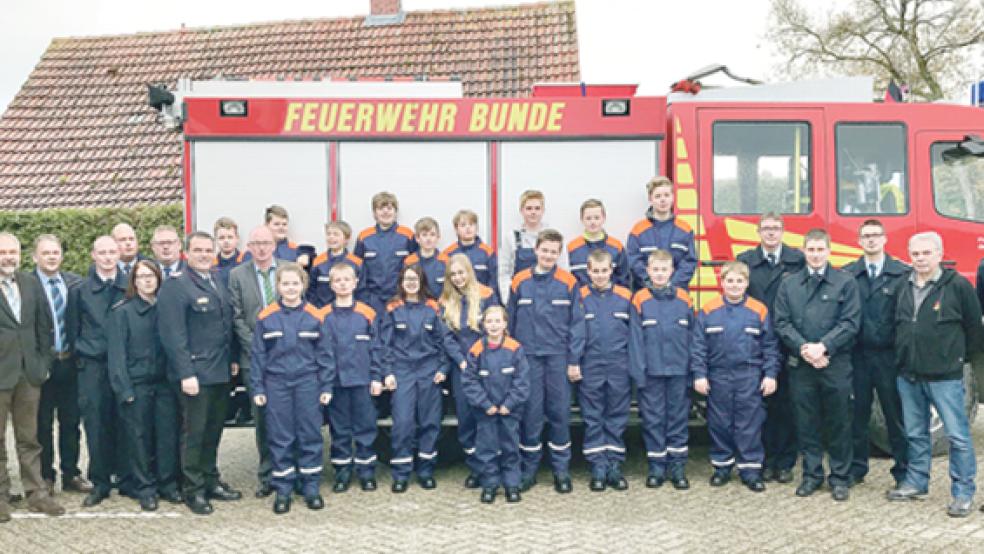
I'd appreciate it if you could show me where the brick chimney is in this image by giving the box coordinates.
[365,0,405,26]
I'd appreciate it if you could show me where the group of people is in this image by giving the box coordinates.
[0,176,981,520]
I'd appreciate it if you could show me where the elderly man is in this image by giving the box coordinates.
[0,232,64,521]
[888,232,983,518]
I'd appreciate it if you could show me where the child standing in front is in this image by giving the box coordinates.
[461,306,530,504]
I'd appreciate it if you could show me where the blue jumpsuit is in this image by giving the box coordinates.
[322,301,383,480]
[578,284,634,478]
[274,239,299,262]
[566,234,630,288]
[626,211,697,290]
[443,238,499,298]
[250,301,334,497]
[443,284,498,476]
[381,299,465,481]
[507,267,585,479]
[404,251,448,297]
[354,224,417,314]
[630,286,693,477]
[692,296,780,482]
[461,337,531,490]
[307,250,363,308]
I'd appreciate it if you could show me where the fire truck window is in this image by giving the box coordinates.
[836,124,908,215]
[932,141,984,223]
[712,122,812,215]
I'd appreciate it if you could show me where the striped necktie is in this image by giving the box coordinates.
[49,277,66,351]
[260,268,275,304]
[1,279,20,323]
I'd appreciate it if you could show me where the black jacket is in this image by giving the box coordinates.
[107,296,168,401]
[66,267,128,361]
[773,264,861,364]
[737,245,805,314]
[895,267,984,381]
[843,255,910,351]
[157,269,234,386]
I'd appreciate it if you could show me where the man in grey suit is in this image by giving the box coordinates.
[0,232,64,521]
[228,226,279,497]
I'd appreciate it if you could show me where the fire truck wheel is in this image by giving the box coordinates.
[869,359,979,458]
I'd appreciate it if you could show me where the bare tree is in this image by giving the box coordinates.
[769,0,984,100]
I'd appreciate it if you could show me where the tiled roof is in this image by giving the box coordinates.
[0,1,580,211]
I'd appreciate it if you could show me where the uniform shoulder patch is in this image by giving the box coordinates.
[441,244,458,257]
[675,287,693,308]
[613,285,632,301]
[437,251,449,263]
[320,305,334,317]
[357,227,376,242]
[630,219,652,237]
[510,268,532,293]
[502,337,521,351]
[554,268,577,290]
[673,217,692,233]
[426,299,441,313]
[468,339,484,357]
[210,256,220,267]
[745,297,769,322]
[313,252,329,266]
[287,241,298,249]
[478,284,494,299]
[396,226,415,240]
[579,285,591,299]
[386,299,404,312]
[701,296,725,314]
[631,288,652,312]
[605,235,625,251]
[478,243,494,256]
[236,250,248,263]
[404,253,420,266]
[567,236,586,252]
[353,301,376,322]
[257,302,281,320]
[345,253,363,267]
[304,303,325,322]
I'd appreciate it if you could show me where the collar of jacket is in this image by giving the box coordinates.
[647,284,676,299]
[645,207,675,226]
[87,265,125,292]
[133,295,155,315]
[798,264,829,285]
[532,266,557,280]
[847,255,910,278]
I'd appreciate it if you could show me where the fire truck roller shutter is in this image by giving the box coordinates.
[499,140,662,268]
[192,141,329,247]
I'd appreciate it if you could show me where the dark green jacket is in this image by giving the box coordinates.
[895,268,984,381]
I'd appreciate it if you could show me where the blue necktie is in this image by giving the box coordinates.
[868,264,877,280]
[49,278,66,352]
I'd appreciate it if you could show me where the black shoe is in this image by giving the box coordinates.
[520,475,537,492]
[480,487,496,504]
[391,480,408,493]
[505,487,521,503]
[207,482,242,501]
[607,474,628,491]
[254,483,274,498]
[273,494,290,514]
[464,474,481,489]
[418,477,436,490]
[744,479,766,493]
[82,489,110,508]
[160,490,183,504]
[776,469,794,484]
[670,474,690,490]
[831,485,849,502]
[333,479,350,493]
[710,471,731,487]
[795,480,822,497]
[590,477,607,492]
[360,478,377,492]
[138,495,158,511]
[762,468,777,483]
[185,494,213,515]
[646,474,665,488]
[304,494,325,510]
[553,474,572,494]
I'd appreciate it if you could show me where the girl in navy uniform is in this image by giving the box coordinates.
[107,260,181,511]
[382,264,466,492]
[251,263,334,514]
[692,261,780,492]
[462,305,530,504]
[438,254,498,488]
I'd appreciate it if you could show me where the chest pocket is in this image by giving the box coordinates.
[192,297,214,313]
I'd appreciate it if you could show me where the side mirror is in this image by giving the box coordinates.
[958,134,984,157]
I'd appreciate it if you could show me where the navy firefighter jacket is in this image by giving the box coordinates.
[461,336,531,413]
[322,301,384,387]
[381,298,465,375]
[579,284,634,368]
[691,295,781,380]
[506,266,586,364]
[250,301,334,397]
[629,286,693,384]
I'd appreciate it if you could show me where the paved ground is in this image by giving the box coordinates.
[3,419,984,553]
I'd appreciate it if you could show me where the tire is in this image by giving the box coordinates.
[869,359,979,457]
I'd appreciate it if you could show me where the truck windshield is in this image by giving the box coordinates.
[932,141,984,223]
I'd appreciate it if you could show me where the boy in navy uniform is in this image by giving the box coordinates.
[212,217,250,287]
[443,210,498,297]
[404,217,447,297]
[736,212,804,483]
[507,229,585,493]
[322,263,384,493]
[567,199,629,288]
[630,249,693,490]
[265,205,311,267]
[692,261,780,492]
[308,221,363,309]
[571,249,633,491]
[461,306,530,504]
[354,192,417,314]
[626,177,696,290]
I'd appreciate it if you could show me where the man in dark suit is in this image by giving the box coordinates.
[112,223,147,276]
[151,225,186,278]
[31,234,92,495]
[228,225,278,498]
[736,213,805,484]
[0,232,64,521]
[159,231,242,515]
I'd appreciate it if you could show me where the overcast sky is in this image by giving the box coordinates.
[0,0,784,113]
